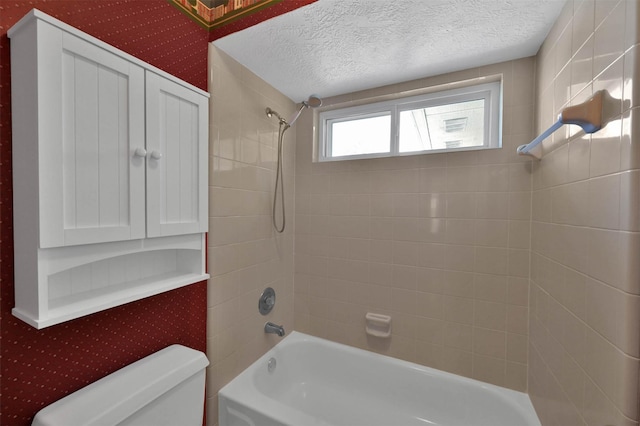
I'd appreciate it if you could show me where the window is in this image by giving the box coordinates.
[318,80,502,161]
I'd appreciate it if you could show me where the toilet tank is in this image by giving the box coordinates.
[32,345,209,426]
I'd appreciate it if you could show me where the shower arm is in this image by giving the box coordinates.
[265,107,287,125]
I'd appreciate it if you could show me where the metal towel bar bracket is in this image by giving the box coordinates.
[517,90,605,160]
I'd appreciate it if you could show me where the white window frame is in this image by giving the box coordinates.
[318,80,502,162]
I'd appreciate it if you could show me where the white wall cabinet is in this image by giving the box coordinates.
[145,72,209,238]
[9,10,209,329]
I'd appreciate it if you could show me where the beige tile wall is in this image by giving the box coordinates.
[293,58,536,391]
[529,0,640,425]
[206,45,296,425]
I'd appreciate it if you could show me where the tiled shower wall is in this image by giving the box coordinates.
[529,0,640,425]
[207,45,296,424]
[294,58,535,391]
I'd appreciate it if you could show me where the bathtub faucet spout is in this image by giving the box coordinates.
[264,322,285,337]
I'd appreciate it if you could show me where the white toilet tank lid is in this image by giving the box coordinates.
[32,344,209,426]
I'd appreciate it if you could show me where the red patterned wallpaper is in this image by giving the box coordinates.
[0,2,209,425]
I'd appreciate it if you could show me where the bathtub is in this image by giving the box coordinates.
[218,332,540,426]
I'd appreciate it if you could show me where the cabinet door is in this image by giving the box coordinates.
[145,71,208,238]
[39,27,146,248]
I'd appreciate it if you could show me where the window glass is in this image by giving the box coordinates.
[399,99,485,153]
[318,80,501,162]
[330,114,391,157]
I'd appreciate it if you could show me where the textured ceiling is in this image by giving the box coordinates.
[213,0,565,102]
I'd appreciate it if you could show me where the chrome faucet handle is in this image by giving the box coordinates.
[259,287,276,315]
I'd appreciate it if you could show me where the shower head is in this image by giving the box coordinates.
[266,95,323,128]
[288,94,323,127]
[303,95,322,109]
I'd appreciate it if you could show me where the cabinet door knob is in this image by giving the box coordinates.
[150,151,163,160]
[134,147,147,158]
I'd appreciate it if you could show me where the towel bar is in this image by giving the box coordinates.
[517,90,604,160]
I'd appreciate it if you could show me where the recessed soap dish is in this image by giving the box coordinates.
[365,313,392,338]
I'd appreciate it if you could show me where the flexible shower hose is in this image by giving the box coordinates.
[273,120,289,233]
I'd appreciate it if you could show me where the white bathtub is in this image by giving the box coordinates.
[218,332,540,426]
